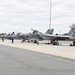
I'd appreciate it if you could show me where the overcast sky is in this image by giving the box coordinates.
[0,0,75,34]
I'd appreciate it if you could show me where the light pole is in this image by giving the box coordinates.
[49,0,51,29]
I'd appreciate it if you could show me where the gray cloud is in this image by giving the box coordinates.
[0,0,75,34]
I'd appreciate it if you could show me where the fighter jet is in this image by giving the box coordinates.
[0,32,17,43]
[33,24,75,45]
[16,29,54,43]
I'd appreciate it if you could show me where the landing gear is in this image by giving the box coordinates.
[2,38,4,42]
[34,40,39,45]
[70,40,75,46]
[73,40,75,46]
[21,39,25,43]
[51,40,59,45]
[53,41,59,45]
[11,39,14,43]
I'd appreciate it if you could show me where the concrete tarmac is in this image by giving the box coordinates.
[0,40,75,59]
[0,45,75,75]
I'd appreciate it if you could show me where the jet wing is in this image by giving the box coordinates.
[38,33,70,40]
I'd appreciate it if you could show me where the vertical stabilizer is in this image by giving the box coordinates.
[45,29,54,34]
[68,24,75,37]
